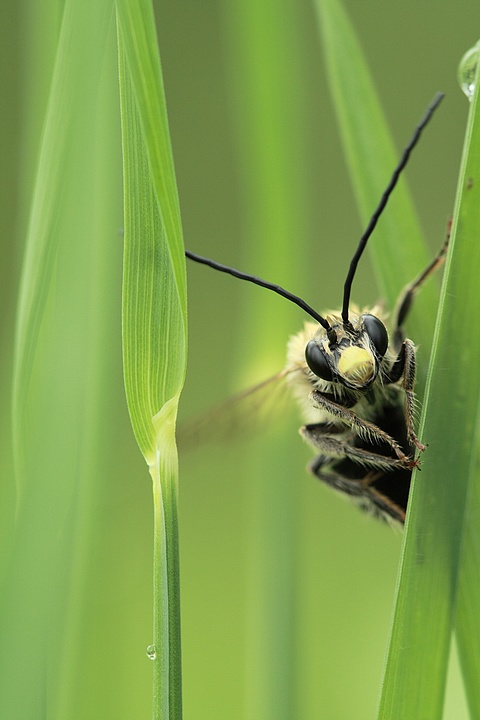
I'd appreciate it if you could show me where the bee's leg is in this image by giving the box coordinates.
[301,422,414,470]
[310,456,407,524]
[393,226,450,348]
[308,391,413,465]
[384,339,426,453]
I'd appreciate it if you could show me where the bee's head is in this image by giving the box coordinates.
[305,313,389,390]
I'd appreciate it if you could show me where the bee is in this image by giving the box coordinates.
[185,93,446,526]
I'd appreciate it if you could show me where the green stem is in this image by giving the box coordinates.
[151,449,182,720]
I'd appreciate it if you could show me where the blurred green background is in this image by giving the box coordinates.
[0,0,476,718]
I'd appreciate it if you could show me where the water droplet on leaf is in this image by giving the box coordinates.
[458,46,479,100]
[146,644,157,660]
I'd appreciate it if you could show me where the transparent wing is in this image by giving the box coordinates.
[177,368,297,452]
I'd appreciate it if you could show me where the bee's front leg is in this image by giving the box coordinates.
[301,423,414,470]
[308,391,414,465]
[384,339,427,453]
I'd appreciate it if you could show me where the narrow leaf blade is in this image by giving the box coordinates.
[378,47,480,720]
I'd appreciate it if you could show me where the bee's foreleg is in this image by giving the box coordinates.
[308,391,412,464]
[384,339,426,453]
[301,425,413,470]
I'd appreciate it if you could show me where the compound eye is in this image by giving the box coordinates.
[363,314,388,357]
[305,340,334,381]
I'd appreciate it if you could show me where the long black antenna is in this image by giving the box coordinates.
[186,94,444,339]
[341,92,444,324]
[185,250,332,332]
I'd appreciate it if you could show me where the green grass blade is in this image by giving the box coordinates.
[315,0,439,361]
[116,2,187,463]
[456,456,480,717]
[450,47,480,719]
[223,0,311,716]
[377,49,480,720]
[5,1,118,716]
[116,1,187,718]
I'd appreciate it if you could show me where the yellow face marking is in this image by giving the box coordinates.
[337,346,375,386]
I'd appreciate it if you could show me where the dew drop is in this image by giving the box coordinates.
[146,644,157,660]
[458,46,479,100]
